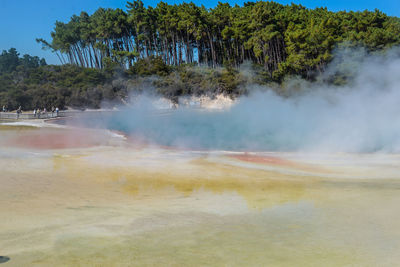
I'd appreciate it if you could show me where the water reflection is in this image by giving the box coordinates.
[0,256,10,264]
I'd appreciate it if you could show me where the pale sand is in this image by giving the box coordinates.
[1,124,400,266]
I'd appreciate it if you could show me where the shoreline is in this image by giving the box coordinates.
[2,119,400,180]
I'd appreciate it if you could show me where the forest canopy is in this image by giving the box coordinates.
[38,1,400,79]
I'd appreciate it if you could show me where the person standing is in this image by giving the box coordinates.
[16,106,22,119]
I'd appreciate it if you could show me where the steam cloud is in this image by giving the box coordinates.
[89,48,400,153]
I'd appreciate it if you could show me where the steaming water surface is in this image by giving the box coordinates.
[75,50,400,153]
[64,89,400,153]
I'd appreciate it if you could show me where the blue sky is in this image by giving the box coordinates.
[0,0,399,65]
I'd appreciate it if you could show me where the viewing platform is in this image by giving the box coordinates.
[0,111,75,120]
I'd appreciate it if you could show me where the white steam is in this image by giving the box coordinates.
[105,48,400,153]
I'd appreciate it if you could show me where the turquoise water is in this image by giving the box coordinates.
[107,108,318,151]
[60,110,304,151]
[58,88,400,153]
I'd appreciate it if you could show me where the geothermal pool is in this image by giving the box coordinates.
[1,121,400,266]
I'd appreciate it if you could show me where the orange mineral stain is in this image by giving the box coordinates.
[227,153,330,174]
[7,129,110,149]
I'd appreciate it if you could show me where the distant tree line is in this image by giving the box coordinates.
[0,51,245,111]
[0,48,47,73]
[37,1,400,80]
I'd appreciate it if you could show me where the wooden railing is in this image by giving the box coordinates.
[0,111,73,120]
[0,109,173,121]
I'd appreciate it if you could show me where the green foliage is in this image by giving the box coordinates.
[0,50,109,110]
[38,1,399,80]
[153,65,246,99]
[128,56,171,76]
[0,48,47,75]
[0,48,20,73]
